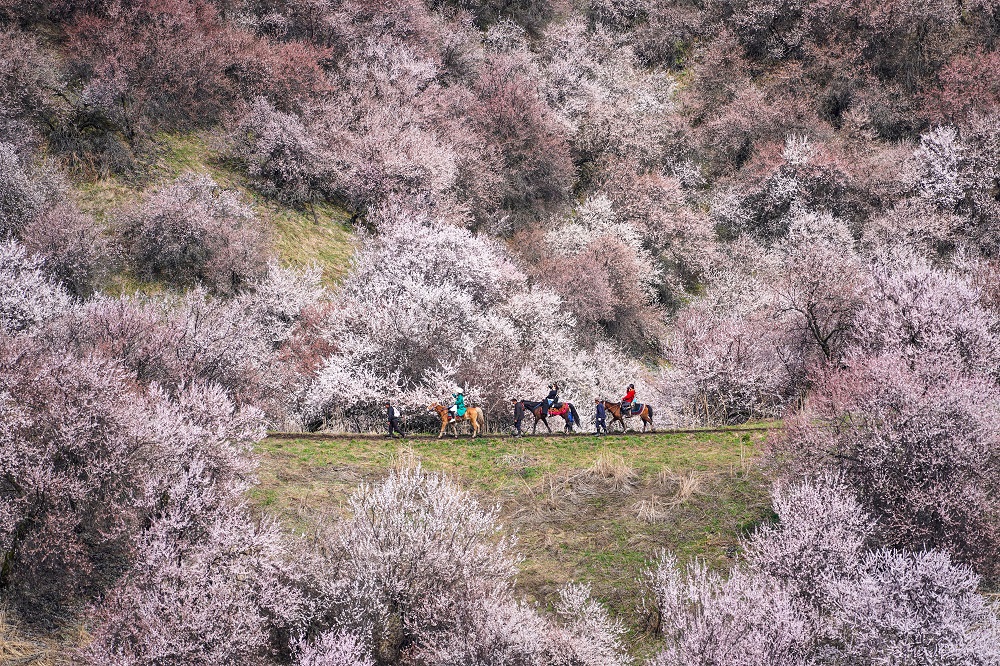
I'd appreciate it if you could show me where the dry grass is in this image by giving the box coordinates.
[0,606,85,666]
[657,468,710,502]
[390,445,421,471]
[495,450,537,475]
[587,450,638,492]
[632,494,671,523]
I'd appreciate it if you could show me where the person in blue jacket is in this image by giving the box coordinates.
[594,398,608,435]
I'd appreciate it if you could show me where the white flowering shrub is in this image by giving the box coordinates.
[232,97,330,206]
[913,125,968,212]
[0,239,72,333]
[644,478,1000,666]
[0,141,43,237]
[0,333,265,615]
[303,209,641,429]
[771,352,1000,579]
[20,202,111,297]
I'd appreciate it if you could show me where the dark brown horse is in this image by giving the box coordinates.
[517,400,581,434]
[602,400,654,432]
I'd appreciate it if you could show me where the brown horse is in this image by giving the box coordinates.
[602,400,654,433]
[516,400,581,434]
[428,402,486,438]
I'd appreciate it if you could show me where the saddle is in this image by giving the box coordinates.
[548,403,569,417]
[622,402,644,416]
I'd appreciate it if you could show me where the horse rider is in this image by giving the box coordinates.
[621,383,636,415]
[449,387,467,419]
[544,383,560,410]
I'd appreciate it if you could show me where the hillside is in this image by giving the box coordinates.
[254,428,771,652]
[4,1,1000,664]
[73,133,356,290]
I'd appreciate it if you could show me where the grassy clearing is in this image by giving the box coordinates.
[254,428,775,652]
[73,132,356,288]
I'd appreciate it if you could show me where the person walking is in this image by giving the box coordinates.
[594,398,608,435]
[385,401,405,438]
[511,398,525,437]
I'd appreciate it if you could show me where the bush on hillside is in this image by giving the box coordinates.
[645,478,1000,665]
[771,355,1000,579]
[118,173,268,294]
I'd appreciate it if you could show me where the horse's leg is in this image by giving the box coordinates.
[438,419,446,439]
[544,417,552,434]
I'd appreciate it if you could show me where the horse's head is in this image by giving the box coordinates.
[427,402,445,414]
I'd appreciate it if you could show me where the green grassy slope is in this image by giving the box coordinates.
[253,429,775,654]
[72,132,356,289]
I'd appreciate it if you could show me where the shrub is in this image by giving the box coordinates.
[58,288,293,418]
[0,344,265,614]
[118,173,268,294]
[848,251,1000,377]
[0,339,149,609]
[923,50,1000,123]
[304,209,568,423]
[767,208,869,363]
[538,194,664,352]
[301,467,629,666]
[470,55,575,226]
[231,97,330,206]
[0,239,72,334]
[20,202,111,297]
[663,259,803,424]
[770,355,1000,579]
[82,503,292,666]
[0,142,43,237]
[64,0,325,137]
[0,29,65,131]
[330,466,520,661]
[644,478,1000,665]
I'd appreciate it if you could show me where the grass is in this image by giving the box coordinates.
[73,131,356,288]
[253,428,775,652]
[0,606,87,666]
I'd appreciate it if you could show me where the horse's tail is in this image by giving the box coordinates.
[646,404,653,421]
[570,403,581,427]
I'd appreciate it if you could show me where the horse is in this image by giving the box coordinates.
[517,399,581,434]
[428,402,486,438]
[602,400,654,433]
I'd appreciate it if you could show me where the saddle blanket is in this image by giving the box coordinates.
[626,403,644,415]
[548,404,569,417]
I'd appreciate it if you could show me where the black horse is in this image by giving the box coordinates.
[517,399,581,434]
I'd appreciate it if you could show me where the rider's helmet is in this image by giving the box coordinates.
[628,383,635,389]
[455,387,464,394]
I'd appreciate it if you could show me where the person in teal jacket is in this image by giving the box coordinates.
[450,387,467,418]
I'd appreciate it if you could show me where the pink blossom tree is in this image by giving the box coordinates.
[771,354,1000,579]
[117,173,269,294]
[0,239,72,333]
[644,477,1000,665]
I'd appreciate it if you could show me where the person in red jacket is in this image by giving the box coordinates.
[621,384,636,415]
